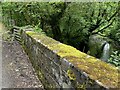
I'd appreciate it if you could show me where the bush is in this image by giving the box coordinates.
[33,23,45,35]
[108,51,120,67]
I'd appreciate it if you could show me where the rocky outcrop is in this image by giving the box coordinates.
[88,34,115,61]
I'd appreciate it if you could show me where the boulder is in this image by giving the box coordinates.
[88,34,113,61]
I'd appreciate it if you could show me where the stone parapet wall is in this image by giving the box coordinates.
[19,28,119,89]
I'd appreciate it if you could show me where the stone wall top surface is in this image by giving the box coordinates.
[26,31,119,88]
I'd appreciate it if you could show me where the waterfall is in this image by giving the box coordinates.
[101,43,110,62]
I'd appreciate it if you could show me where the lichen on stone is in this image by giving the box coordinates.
[67,69,76,81]
[25,31,119,88]
[26,31,59,47]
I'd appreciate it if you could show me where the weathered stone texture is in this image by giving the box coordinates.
[15,28,119,89]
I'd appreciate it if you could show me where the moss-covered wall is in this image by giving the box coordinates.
[18,28,119,89]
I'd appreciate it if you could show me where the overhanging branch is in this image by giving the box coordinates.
[92,18,115,34]
[107,11,118,22]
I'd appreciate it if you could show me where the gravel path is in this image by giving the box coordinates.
[2,40,44,89]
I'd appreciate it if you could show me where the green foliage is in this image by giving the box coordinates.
[33,23,45,35]
[108,51,120,67]
[59,2,119,52]
[1,2,120,53]
[109,28,120,45]
[1,2,66,38]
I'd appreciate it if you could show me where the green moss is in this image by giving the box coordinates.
[26,31,37,35]
[26,31,59,46]
[67,69,76,81]
[76,82,86,90]
[25,31,119,88]
[49,43,118,88]
[49,43,87,58]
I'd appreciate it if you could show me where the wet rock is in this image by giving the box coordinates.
[88,34,113,59]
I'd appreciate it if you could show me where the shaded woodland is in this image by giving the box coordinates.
[1,2,120,67]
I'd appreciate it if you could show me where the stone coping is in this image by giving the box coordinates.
[25,31,119,88]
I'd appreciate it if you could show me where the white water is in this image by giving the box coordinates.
[101,43,110,62]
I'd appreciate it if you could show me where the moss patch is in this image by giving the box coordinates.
[26,31,119,88]
[26,31,59,47]
[67,69,76,81]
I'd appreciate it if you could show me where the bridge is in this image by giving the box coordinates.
[1,23,119,89]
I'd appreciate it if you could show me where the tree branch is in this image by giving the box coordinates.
[100,18,115,32]
[107,10,118,22]
[92,18,115,34]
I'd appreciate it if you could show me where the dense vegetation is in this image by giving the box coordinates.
[1,2,120,66]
